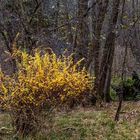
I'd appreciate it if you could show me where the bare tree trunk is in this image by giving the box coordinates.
[75,0,89,66]
[63,0,73,44]
[86,0,109,102]
[129,0,140,66]
[98,0,121,102]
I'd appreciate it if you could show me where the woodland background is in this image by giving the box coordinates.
[0,0,140,102]
[0,0,140,139]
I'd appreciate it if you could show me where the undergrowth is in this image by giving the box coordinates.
[0,102,140,140]
[0,48,93,136]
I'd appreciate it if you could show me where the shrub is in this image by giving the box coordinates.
[0,49,93,135]
[111,77,140,101]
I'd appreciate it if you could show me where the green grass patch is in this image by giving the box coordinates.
[0,102,140,140]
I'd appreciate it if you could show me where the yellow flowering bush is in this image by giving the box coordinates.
[0,49,93,135]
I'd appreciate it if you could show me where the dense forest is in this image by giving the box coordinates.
[0,0,140,139]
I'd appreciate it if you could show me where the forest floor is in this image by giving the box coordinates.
[0,101,140,140]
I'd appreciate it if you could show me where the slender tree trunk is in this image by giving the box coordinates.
[63,0,73,44]
[76,0,89,66]
[86,0,109,102]
[98,0,121,102]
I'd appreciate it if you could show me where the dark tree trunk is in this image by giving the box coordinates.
[86,0,109,102]
[75,0,89,67]
[98,0,121,102]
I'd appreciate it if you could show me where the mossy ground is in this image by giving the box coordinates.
[0,102,140,140]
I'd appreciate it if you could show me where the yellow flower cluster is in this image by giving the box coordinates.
[0,49,93,111]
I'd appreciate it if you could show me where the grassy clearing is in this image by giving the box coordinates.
[0,102,140,140]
